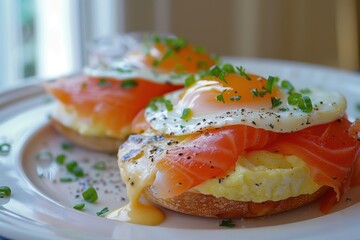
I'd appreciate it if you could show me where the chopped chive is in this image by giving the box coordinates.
[300,88,311,94]
[73,203,85,210]
[288,92,302,105]
[216,89,227,104]
[251,88,266,98]
[82,186,98,203]
[120,79,138,89]
[148,97,173,112]
[93,162,106,170]
[230,95,241,101]
[163,99,173,111]
[61,142,74,151]
[66,161,78,172]
[195,46,205,54]
[221,64,235,74]
[266,76,278,94]
[152,34,161,44]
[280,80,295,93]
[0,143,11,154]
[298,96,313,113]
[96,207,109,216]
[55,154,66,165]
[72,166,84,177]
[271,97,282,109]
[236,66,251,80]
[165,37,187,51]
[210,65,228,84]
[60,177,73,183]
[181,108,192,121]
[66,161,84,177]
[163,49,174,60]
[185,75,196,88]
[152,60,160,67]
[0,186,11,197]
[219,219,235,228]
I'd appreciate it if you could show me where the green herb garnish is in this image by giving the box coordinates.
[280,80,295,93]
[152,59,160,67]
[185,75,196,88]
[210,65,228,84]
[96,207,109,216]
[216,89,227,104]
[148,97,173,112]
[221,64,236,73]
[271,97,282,109]
[251,88,266,98]
[120,79,138,89]
[230,95,241,101]
[0,143,11,154]
[60,177,73,183]
[287,92,302,105]
[356,103,360,112]
[219,219,235,228]
[195,46,205,54]
[61,142,74,151]
[298,96,313,113]
[55,154,66,165]
[93,162,106,171]
[73,203,85,210]
[236,66,251,80]
[0,186,11,197]
[82,186,98,203]
[181,108,192,121]
[66,161,84,177]
[165,37,187,51]
[288,92,313,113]
[266,76,278,94]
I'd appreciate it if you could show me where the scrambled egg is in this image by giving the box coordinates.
[52,103,131,138]
[193,150,321,202]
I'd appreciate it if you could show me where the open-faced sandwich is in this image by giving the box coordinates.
[44,35,217,152]
[109,63,360,225]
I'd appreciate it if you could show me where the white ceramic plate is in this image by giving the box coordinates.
[1,58,360,240]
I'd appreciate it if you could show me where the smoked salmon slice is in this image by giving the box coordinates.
[153,125,279,198]
[153,117,360,205]
[266,118,359,199]
[45,76,181,137]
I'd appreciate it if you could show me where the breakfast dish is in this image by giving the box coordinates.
[44,35,217,152]
[112,63,360,224]
[1,58,360,240]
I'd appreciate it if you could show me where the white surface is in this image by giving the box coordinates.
[0,58,360,240]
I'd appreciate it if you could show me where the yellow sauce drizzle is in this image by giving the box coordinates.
[106,154,165,225]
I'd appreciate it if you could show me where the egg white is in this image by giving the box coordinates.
[144,80,347,135]
[84,55,189,86]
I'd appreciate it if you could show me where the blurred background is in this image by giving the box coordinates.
[0,0,359,89]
